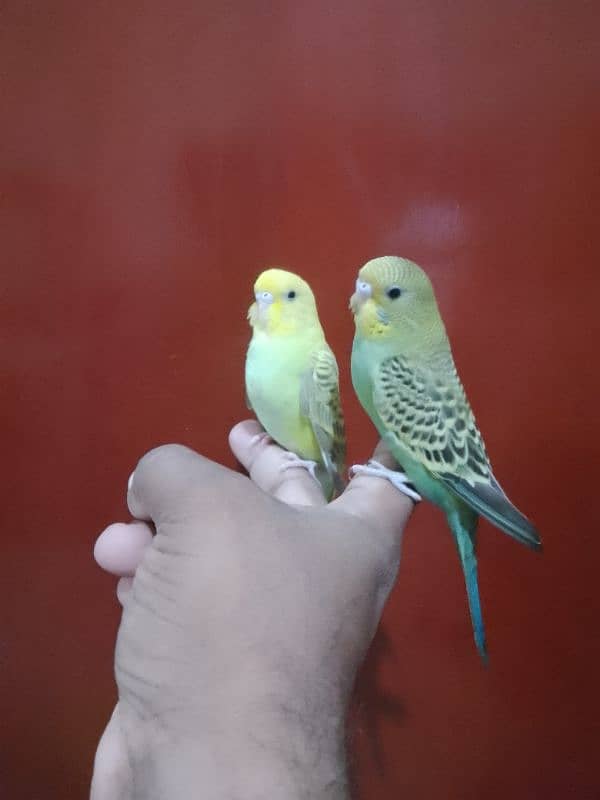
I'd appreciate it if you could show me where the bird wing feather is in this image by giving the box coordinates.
[373,353,490,482]
[300,347,346,495]
[373,354,540,549]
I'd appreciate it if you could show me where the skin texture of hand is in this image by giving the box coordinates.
[91,420,412,800]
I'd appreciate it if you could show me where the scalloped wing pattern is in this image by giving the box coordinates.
[373,354,491,485]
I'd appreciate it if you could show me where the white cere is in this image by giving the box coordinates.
[256,290,274,304]
[356,279,372,297]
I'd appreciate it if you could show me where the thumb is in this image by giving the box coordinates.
[333,440,414,540]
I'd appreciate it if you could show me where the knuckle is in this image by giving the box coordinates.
[139,443,192,468]
[134,444,199,486]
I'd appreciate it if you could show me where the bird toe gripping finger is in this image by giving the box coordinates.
[280,452,320,483]
[349,459,422,503]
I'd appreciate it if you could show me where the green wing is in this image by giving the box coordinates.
[300,347,346,496]
[373,354,540,549]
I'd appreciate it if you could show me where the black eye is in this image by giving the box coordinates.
[387,287,402,300]
[287,290,296,299]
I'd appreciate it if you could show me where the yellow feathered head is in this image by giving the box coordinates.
[248,268,321,336]
[350,256,446,347]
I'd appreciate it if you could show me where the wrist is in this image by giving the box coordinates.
[119,694,349,800]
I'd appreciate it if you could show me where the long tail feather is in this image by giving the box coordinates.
[451,511,488,663]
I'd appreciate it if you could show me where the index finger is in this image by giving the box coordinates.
[229,420,328,507]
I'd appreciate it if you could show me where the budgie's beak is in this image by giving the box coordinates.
[349,278,372,314]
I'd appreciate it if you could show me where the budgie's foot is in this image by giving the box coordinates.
[250,431,273,448]
[349,460,422,503]
[280,452,320,484]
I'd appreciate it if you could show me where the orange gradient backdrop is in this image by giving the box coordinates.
[3,2,599,797]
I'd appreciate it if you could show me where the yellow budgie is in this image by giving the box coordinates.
[245,268,346,499]
[350,256,541,661]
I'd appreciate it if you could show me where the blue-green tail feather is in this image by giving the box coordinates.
[450,508,488,664]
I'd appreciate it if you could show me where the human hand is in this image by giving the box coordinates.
[91,420,413,800]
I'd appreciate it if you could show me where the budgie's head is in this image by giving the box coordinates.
[249,268,321,335]
[350,256,444,345]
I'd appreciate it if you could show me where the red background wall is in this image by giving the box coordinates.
[3,2,599,797]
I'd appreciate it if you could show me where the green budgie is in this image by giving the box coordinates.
[349,255,541,662]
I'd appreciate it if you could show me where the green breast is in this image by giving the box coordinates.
[351,335,380,421]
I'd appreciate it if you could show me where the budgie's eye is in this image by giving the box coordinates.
[387,287,402,300]
[287,290,297,299]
